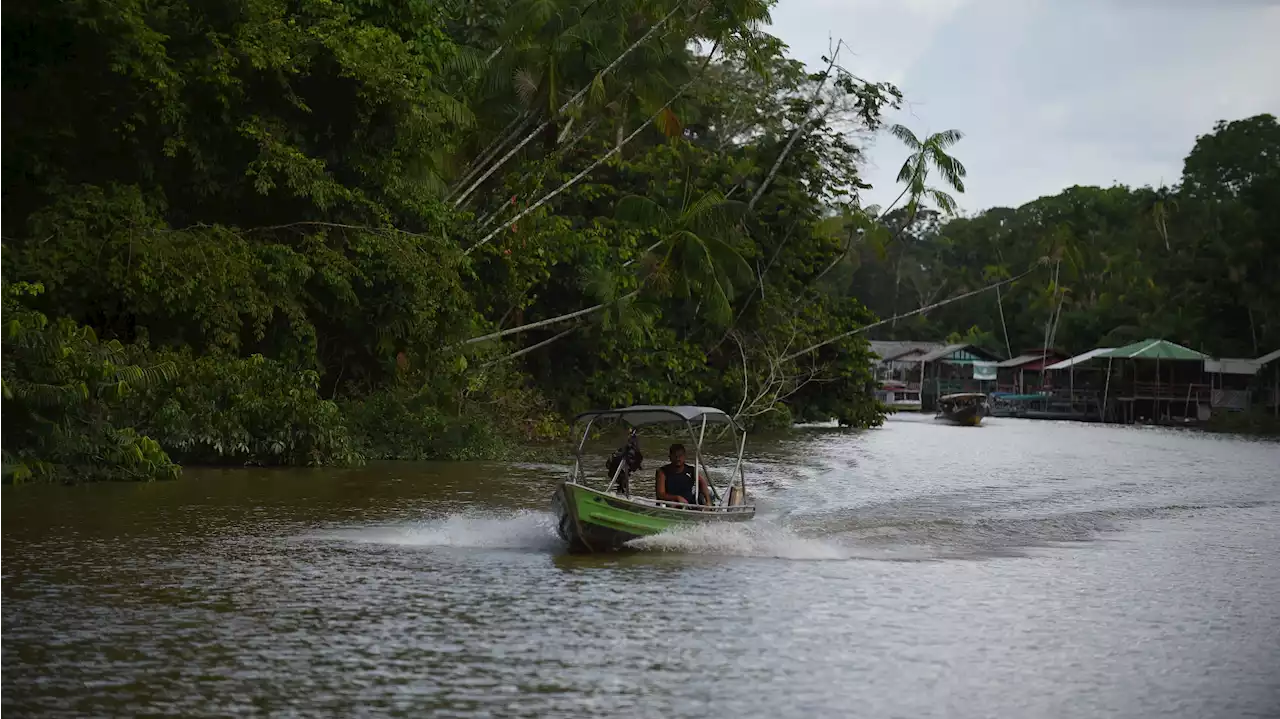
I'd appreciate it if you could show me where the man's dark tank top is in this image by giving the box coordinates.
[661,462,696,502]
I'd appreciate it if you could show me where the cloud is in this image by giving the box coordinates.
[767,0,973,86]
[766,0,1280,212]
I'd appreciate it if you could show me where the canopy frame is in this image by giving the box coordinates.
[567,405,746,508]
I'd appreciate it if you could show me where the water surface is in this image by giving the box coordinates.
[4,416,1279,717]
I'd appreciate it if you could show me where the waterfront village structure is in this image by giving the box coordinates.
[870,339,1280,424]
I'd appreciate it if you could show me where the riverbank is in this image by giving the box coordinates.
[1204,409,1280,437]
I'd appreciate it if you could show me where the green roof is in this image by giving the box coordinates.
[1098,339,1209,361]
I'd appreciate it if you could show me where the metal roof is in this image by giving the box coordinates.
[915,343,1001,363]
[1204,358,1260,375]
[1044,347,1115,371]
[996,353,1048,368]
[868,340,947,362]
[1098,339,1209,361]
[1256,348,1280,365]
[573,405,735,428]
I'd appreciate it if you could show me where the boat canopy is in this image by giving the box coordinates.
[574,405,736,428]
[938,393,987,401]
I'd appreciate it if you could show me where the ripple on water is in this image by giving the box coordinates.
[4,419,1280,718]
[309,509,562,552]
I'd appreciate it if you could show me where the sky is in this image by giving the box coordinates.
[766,0,1280,213]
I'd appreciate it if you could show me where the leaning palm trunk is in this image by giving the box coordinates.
[449,112,534,201]
[483,325,581,366]
[464,40,721,255]
[452,4,686,209]
[747,50,841,213]
[463,290,641,345]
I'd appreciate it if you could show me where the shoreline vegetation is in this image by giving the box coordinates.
[3,0,1277,482]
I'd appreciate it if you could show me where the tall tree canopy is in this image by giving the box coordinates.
[3,0,907,480]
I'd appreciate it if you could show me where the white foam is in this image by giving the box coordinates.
[625,521,848,560]
[317,510,561,551]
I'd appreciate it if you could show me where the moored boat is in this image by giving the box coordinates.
[935,392,989,426]
[552,405,755,552]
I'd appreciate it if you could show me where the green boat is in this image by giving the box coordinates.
[552,405,755,553]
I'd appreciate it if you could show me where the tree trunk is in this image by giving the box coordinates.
[483,325,580,366]
[463,290,641,345]
[452,4,685,208]
[465,41,721,255]
[747,51,840,214]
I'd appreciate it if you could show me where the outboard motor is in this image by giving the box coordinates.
[605,430,643,495]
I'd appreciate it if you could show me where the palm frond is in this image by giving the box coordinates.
[615,195,671,229]
[928,150,967,193]
[930,128,964,148]
[926,188,958,215]
[588,73,607,106]
[888,123,922,150]
[579,264,619,302]
[430,91,476,129]
[513,68,541,105]
[442,47,487,79]
[702,235,754,288]
[895,158,917,186]
[7,380,88,408]
[655,107,683,138]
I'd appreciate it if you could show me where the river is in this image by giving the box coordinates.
[3,415,1279,718]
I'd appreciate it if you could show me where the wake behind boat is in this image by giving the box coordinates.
[551,405,755,552]
[936,392,989,426]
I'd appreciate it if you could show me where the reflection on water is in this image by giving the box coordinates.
[4,415,1280,717]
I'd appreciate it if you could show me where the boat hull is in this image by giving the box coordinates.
[552,482,754,553]
[937,404,984,426]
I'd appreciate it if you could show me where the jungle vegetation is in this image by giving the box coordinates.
[3,0,1275,481]
[839,115,1280,361]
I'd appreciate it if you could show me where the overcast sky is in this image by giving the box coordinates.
[766,0,1280,213]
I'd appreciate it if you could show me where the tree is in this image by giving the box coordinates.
[616,189,752,325]
[886,125,968,220]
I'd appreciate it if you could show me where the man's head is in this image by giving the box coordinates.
[668,443,686,465]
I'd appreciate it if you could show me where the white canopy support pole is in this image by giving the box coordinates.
[572,418,596,482]
[694,415,707,504]
[1156,356,1162,422]
[918,360,925,399]
[1102,358,1113,423]
[1069,363,1074,401]
[735,429,747,490]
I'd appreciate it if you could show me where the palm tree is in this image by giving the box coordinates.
[1144,185,1178,251]
[616,189,753,325]
[462,190,751,349]
[885,125,967,221]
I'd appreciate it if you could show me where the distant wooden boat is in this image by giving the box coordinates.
[936,393,988,426]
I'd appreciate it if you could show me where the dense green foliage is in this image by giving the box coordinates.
[836,115,1280,358]
[4,0,904,480]
[2,282,181,482]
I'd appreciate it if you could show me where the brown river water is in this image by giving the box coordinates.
[3,414,1279,717]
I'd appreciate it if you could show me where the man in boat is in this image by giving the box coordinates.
[655,443,713,506]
